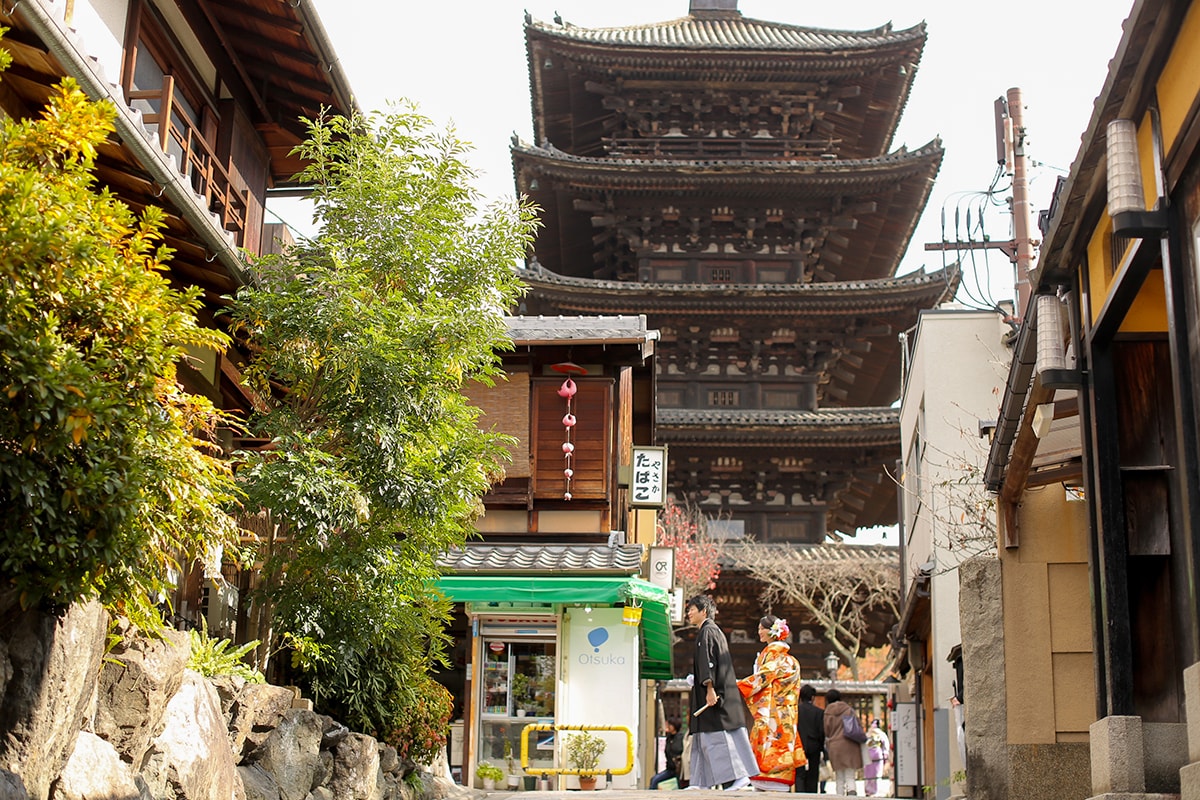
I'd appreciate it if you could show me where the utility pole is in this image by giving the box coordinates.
[924,87,1038,323]
[1007,87,1037,321]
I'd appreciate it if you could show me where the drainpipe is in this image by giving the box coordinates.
[17,0,249,285]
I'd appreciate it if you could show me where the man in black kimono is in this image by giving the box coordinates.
[686,594,757,790]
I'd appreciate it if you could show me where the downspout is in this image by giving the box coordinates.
[17,0,249,285]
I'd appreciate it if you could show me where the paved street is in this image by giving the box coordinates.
[479,788,891,799]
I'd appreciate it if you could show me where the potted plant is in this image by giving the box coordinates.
[504,740,521,789]
[564,731,606,790]
[476,761,503,790]
[511,673,531,716]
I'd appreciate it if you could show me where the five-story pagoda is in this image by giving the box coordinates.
[513,0,956,554]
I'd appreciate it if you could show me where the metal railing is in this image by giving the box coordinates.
[128,75,248,241]
[519,723,634,777]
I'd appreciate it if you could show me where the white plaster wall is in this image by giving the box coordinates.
[64,0,129,82]
[900,307,1008,586]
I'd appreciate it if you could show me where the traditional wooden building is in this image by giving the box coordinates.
[979,1,1200,798]
[513,0,956,670]
[0,0,355,632]
[437,315,672,789]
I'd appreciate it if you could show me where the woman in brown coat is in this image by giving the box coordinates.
[823,689,864,796]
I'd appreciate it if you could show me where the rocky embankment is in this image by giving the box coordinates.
[0,597,467,800]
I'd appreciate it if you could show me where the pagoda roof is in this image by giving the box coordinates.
[517,260,959,314]
[656,406,898,445]
[518,264,959,407]
[514,140,942,283]
[525,13,925,53]
[524,11,925,158]
[513,138,942,191]
[657,408,900,533]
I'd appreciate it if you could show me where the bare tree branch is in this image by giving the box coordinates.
[729,543,899,680]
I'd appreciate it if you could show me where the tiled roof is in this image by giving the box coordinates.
[505,315,657,345]
[720,542,898,568]
[657,407,898,427]
[527,14,925,52]
[438,543,645,574]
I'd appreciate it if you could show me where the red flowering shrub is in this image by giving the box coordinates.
[386,675,454,764]
[656,499,722,597]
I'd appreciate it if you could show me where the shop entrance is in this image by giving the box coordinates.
[477,621,557,777]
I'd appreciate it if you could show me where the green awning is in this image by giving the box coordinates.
[436,575,674,681]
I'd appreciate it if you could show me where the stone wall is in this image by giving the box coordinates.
[0,598,468,800]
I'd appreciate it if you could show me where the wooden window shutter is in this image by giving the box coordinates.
[463,373,531,478]
[533,378,612,500]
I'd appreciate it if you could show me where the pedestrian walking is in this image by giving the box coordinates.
[822,689,864,796]
[795,684,825,793]
[736,615,805,791]
[686,594,758,791]
[863,719,890,796]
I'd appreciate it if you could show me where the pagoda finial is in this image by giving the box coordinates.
[689,0,740,15]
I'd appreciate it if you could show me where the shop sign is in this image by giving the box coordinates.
[631,446,667,507]
[648,546,675,590]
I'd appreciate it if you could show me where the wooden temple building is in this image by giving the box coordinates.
[512,0,958,675]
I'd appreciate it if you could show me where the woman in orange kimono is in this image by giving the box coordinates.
[737,615,806,791]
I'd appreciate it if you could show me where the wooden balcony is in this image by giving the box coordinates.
[128,76,248,243]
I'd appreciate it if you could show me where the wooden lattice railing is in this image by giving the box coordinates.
[128,75,248,241]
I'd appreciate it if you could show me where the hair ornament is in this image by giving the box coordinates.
[770,617,789,641]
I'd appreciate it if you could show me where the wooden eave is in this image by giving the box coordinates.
[1033,0,1180,288]
[524,16,924,157]
[0,11,267,418]
[192,0,357,187]
[514,140,941,284]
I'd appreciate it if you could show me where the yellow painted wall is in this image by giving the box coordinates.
[1085,220,1168,333]
[1156,2,1200,154]
[1003,486,1095,744]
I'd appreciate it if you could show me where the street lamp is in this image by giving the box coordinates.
[825,651,839,682]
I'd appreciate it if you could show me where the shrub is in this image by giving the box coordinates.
[188,623,264,683]
[384,674,453,765]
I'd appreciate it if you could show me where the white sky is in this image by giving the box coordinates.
[280,0,1134,544]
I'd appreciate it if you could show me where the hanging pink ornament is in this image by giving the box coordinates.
[562,414,576,427]
[557,378,577,398]
[562,442,575,454]
[563,492,572,501]
[563,468,574,478]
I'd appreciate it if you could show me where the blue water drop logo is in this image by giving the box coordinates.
[587,627,609,652]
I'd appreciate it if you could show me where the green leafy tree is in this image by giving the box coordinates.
[0,40,239,613]
[228,105,537,748]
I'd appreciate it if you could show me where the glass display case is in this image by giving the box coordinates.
[479,639,557,774]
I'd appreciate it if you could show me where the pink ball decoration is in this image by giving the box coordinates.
[556,378,578,398]
[563,468,574,478]
[562,414,576,427]
[562,442,575,454]
[563,492,572,500]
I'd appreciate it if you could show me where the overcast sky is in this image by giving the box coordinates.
[279,0,1133,543]
[277,0,1132,311]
